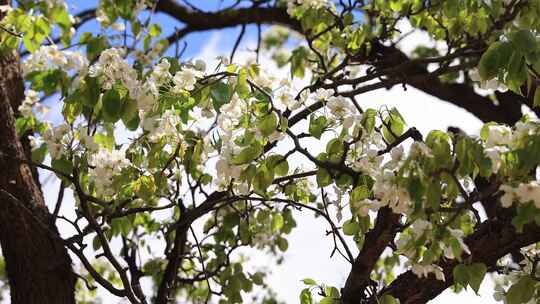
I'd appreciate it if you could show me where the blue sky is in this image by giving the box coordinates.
[67,0,264,60]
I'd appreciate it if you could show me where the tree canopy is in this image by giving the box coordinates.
[0,0,540,303]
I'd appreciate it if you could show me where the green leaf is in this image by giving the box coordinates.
[232,141,262,165]
[50,6,72,30]
[322,287,339,303]
[148,24,161,37]
[121,99,140,131]
[250,272,264,285]
[301,278,317,286]
[23,34,39,53]
[272,213,284,232]
[86,35,109,61]
[380,294,400,304]
[143,258,164,276]
[326,139,345,162]
[94,133,114,150]
[350,185,369,202]
[258,113,277,137]
[133,175,156,201]
[479,122,498,141]
[478,41,512,80]
[320,297,337,304]
[426,130,452,167]
[342,220,360,235]
[83,76,101,107]
[511,30,537,54]
[452,263,487,293]
[29,70,66,95]
[92,235,102,251]
[453,264,469,288]
[31,144,48,163]
[210,82,233,112]
[291,47,308,78]
[534,86,540,108]
[425,179,441,211]
[468,263,487,294]
[361,109,377,133]
[506,277,537,304]
[236,68,250,99]
[300,288,313,304]
[15,117,36,135]
[309,115,327,139]
[51,157,73,176]
[267,155,289,176]
[276,237,288,252]
[382,108,405,143]
[62,102,82,124]
[316,168,332,187]
[506,52,527,92]
[102,88,122,123]
[324,286,340,297]
[253,166,274,193]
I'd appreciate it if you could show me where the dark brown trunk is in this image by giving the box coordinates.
[0,5,77,301]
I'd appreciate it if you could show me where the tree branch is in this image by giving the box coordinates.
[379,219,540,304]
[155,0,301,32]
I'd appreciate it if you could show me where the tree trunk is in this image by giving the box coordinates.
[0,4,77,301]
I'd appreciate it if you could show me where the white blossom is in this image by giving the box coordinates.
[515,181,540,208]
[411,263,445,281]
[78,129,99,152]
[42,123,71,159]
[485,146,507,173]
[18,90,40,118]
[327,95,354,118]
[499,184,516,208]
[172,67,203,91]
[89,48,141,99]
[469,68,507,92]
[448,228,471,256]
[22,45,88,76]
[485,125,512,147]
[111,22,125,32]
[411,219,432,236]
[313,88,334,101]
[410,142,433,158]
[88,148,131,197]
[142,109,182,143]
[0,4,12,12]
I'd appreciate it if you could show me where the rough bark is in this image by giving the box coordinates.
[341,208,401,304]
[0,5,77,300]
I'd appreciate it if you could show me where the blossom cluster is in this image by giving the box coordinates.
[42,123,71,159]
[22,45,88,76]
[88,148,131,198]
[18,89,48,118]
[396,220,470,281]
[88,47,141,99]
[468,68,508,92]
[142,109,183,143]
[499,182,540,208]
